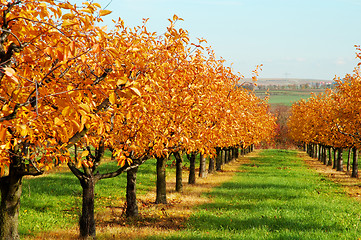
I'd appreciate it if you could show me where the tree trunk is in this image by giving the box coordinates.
[173,152,183,192]
[187,153,196,184]
[227,148,232,162]
[79,176,96,239]
[221,149,225,165]
[0,174,22,240]
[155,156,167,204]
[322,146,327,165]
[215,148,222,171]
[337,148,343,172]
[327,147,332,166]
[347,148,352,173]
[333,148,337,169]
[208,157,215,173]
[126,166,138,217]
[318,145,321,161]
[199,154,206,178]
[352,148,358,178]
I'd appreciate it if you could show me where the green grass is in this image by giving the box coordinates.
[255,89,325,106]
[19,158,158,237]
[19,152,197,237]
[146,149,361,240]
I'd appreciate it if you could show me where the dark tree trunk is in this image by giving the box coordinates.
[333,148,337,169]
[173,152,183,192]
[347,148,351,173]
[79,176,96,239]
[352,148,358,178]
[337,148,343,172]
[155,156,167,204]
[235,146,239,158]
[187,152,196,184]
[126,166,138,217]
[327,147,332,166]
[215,148,222,171]
[227,148,232,162]
[0,174,22,240]
[221,149,226,165]
[322,146,327,165]
[199,154,206,178]
[208,157,215,173]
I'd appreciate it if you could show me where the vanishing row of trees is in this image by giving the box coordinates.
[0,1,276,239]
[288,46,361,179]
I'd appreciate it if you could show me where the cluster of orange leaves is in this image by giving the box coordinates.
[0,0,276,175]
[288,46,361,149]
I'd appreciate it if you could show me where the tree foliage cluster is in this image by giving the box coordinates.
[0,1,276,239]
[288,46,361,178]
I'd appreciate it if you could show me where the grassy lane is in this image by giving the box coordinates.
[20,158,158,238]
[147,149,361,240]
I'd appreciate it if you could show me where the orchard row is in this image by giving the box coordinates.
[288,46,361,178]
[0,1,275,239]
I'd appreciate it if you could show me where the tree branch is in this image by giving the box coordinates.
[95,157,148,182]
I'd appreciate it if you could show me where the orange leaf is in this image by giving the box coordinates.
[54,117,63,126]
[109,92,116,104]
[129,87,141,97]
[81,150,89,158]
[92,44,101,53]
[99,9,112,17]
[0,125,7,142]
[3,67,18,82]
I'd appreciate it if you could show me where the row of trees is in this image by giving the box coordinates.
[288,46,361,178]
[0,1,276,239]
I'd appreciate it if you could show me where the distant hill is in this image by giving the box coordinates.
[243,78,332,86]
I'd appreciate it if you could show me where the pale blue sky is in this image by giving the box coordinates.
[98,0,361,80]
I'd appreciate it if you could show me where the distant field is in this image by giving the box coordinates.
[255,89,326,106]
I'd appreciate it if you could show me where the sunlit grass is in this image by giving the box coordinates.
[20,157,158,237]
[146,149,361,240]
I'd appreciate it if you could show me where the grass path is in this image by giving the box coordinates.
[146,149,361,240]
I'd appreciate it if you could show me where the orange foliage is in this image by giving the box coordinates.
[0,1,276,175]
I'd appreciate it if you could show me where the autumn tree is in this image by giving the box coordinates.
[0,1,143,239]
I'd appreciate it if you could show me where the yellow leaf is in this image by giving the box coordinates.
[81,150,89,158]
[71,120,80,131]
[62,13,75,19]
[109,92,116,104]
[19,125,27,137]
[62,106,70,117]
[76,160,82,168]
[92,44,101,53]
[99,9,112,17]
[62,19,76,27]
[79,103,91,113]
[117,77,128,86]
[81,54,86,63]
[130,87,141,97]
[0,125,6,142]
[3,67,18,83]
[119,160,125,167]
[54,117,63,126]
[81,8,93,13]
